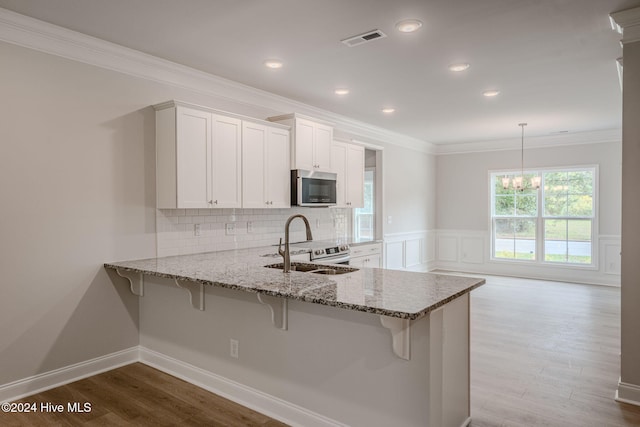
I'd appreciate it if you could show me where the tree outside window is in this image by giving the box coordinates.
[491,167,596,266]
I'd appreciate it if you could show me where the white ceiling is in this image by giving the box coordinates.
[1,0,638,146]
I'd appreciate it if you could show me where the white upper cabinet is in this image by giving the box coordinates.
[265,127,291,207]
[242,122,290,208]
[268,114,333,172]
[155,101,242,209]
[211,114,242,208]
[332,141,365,208]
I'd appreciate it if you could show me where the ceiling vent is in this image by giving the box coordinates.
[341,29,387,47]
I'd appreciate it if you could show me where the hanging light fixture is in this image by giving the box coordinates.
[502,123,541,191]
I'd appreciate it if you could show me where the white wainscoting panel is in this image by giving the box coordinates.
[461,237,484,264]
[435,230,621,286]
[383,231,433,271]
[424,231,436,264]
[405,239,422,268]
[437,236,458,262]
[601,236,622,275]
[385,241,405,270]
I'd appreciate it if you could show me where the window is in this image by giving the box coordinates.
[353,169,375,241]
[491,167,596,266]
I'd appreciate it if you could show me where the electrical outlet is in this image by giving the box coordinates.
[225,223,236,235]
[247,221,253,233]
[230,339,239,359]
[387,216,393,224]
[194,224,201,236]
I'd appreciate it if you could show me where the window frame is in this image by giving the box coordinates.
[488,165,599,270]
[352,167,376,242]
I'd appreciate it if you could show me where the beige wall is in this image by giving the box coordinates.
[436,142,622,232]
[384,145,436,233]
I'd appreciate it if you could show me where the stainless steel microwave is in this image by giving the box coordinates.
[291,169,337,207]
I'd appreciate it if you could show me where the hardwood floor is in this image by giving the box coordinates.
[2,275,640,426]
[469,275,640,427]
[0,363,287,426]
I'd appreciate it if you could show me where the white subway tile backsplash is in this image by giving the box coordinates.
[156,207,351,257]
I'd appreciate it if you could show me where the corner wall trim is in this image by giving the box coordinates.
[138,347,346,427]
[616,379,640,407]
[0,347,139,403]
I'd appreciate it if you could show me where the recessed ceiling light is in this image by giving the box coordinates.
[449,63,470,72]
[382,107,395,114]
[483,90,500,97]
[396,19,423,33]
[264,59,283,69]
[334,88,350,95]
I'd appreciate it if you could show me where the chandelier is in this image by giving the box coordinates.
[502,123,541,191]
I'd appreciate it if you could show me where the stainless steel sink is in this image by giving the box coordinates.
[265,262,358,275]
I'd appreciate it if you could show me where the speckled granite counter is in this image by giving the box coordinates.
[104,246,484,320]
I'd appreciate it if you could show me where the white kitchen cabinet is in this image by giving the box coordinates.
[350,242,382,268]
[155,101,241,209]
[268,113,333,172]
[332,141,365,208]
[242,122,290,208]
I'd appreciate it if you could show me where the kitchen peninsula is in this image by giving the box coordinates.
[105,247,484,427]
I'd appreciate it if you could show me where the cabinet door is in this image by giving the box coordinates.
[266,127,291,208]
[314,123,333,171]
[176,106,211,208]
[368,254,382,267]
[346,144,365,208]
[211,114,242,208]
[331,142,347,207]
[242,122,267,208]
[349,256,367,268]
[293,118,315,171]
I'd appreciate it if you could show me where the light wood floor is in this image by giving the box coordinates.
[2,276,640,426]
[469,275,640,426]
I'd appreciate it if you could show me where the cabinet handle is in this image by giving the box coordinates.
[265,201,269,205]
[269,201,273,205]
[213,200,218,205]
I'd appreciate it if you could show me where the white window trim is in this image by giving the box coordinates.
[488,165,599,270]
[352,167,376,242]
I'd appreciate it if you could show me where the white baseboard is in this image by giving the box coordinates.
[138,346,346,427]
[616,379,640,407]
[0,347,139,403]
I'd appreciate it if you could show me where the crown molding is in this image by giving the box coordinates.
[611,6,640,44]
[434,128,621,155]
[0,7,433,154]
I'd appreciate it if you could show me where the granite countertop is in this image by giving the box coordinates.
[104,246,484,320]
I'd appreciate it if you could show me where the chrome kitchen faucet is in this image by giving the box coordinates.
[279,214,313,273]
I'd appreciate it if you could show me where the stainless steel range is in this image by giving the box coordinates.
[294,241,351,265]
